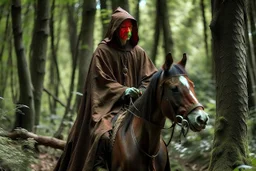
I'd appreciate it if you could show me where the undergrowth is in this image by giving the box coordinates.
[0,135,37,171]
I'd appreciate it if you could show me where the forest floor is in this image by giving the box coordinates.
[30,151,58,171]
[30,150,208,171]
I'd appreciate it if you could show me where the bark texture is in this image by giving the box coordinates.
[11,0,35,131]
[30,0,50,126]
[247,0,256,108]
[159,0,173,55]
[77,0,96,106]
[209,0,249,170]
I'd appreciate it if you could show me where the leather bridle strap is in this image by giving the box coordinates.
[183,103,204,118]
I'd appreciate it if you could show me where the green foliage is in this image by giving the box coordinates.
[0,98,16,130]
[233,165,254,171]
[0,0,10,5]
[0,134,37,170]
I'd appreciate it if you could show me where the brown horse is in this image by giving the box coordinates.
[111,53,209,171]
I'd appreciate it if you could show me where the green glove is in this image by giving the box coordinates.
[124,87,142,99]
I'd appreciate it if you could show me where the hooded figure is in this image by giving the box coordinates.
[54,7,157,171]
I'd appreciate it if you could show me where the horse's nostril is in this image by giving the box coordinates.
[196,115,204,125]
[206,115,209,123]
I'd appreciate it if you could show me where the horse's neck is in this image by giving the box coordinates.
[129,84,165,155]
[132,109,165,155]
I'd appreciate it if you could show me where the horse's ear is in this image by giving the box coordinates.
[162,52,173,72]
[178,53,187,68]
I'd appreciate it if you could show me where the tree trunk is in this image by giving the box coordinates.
[159,0,173,55]
[55,0,96,138]
[11,0,35,132]
[112,0,129,12]
[135,0,140,25]
[247,0,256,108]
[0,9,10,101]
[67,4,78,63]
[30,0,50,127]
[66,3,79,113]
[151,0,161,64]
[200,0,210,71]
[246,3,256,109]
[76,0,96,109]
[48,0,60,116]
[209,0,249,170]
[100,0,110,38]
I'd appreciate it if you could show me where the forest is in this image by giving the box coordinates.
[0,0,256,170]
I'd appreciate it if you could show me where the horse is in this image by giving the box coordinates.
[110,53,209,171]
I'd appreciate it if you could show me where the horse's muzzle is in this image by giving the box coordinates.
[187,109,209,132]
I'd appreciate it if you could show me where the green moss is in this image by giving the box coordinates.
[0,137,37,171]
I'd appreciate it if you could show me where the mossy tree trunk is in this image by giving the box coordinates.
[209,0,249,170]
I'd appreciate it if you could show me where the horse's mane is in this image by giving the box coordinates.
[122,64,187,132]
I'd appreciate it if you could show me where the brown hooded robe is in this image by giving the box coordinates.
[54,7,157,171]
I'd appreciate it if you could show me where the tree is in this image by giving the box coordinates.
[30,0,50,127]
[209,0,249,170]
[0,4,11,108]
[76,0,96,109]
[159,0,173,56]
[11,0,35,131]
[246,0,256,108]
[151,0,173,64]
[54,0,96,138]
[47,0,63,116]
[100,0,110,38]
[112,0,129,12]
[200,0,210,71]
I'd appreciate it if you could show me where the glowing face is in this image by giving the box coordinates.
[179,76,198,103]
[119,20,132,41]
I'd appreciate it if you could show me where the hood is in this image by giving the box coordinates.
[102,7,139,47]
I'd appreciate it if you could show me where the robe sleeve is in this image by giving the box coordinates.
[90,53,128,122]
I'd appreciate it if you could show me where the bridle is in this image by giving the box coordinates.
[127,72,204,158]
[126,72,205,157]
[159,73,204,146]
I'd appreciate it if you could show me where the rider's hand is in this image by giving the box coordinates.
[124,87,142,100]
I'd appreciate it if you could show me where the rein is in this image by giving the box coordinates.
[131,121,160,158]
[127,97,192,157]
[126,98,171,129]
[126,70,205,156]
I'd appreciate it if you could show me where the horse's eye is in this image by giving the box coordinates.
[171,86,179,92]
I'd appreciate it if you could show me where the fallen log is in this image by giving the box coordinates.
[0,128,66,150]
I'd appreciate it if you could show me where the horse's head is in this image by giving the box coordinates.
[158,53,209,132]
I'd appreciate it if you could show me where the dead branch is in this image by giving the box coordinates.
[0,128,66,150]
[43,88,72,111]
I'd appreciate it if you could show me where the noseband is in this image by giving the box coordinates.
[159,72,204,122]
[158,72,204,146]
